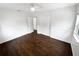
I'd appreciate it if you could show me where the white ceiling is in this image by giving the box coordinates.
[0,3,77,12]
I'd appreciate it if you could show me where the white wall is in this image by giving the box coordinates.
[71,42,79,56]
[0,9,33,44]
[0,3,77,44]
[50,5,77,43]
[36,4,77,43]
[71,15,79,56]
[72,45,79,56]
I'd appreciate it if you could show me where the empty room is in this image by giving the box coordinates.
[0,3,79,56]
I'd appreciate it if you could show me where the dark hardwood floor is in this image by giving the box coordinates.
[0,30,73,56]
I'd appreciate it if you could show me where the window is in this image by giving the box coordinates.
[74,15,79,42]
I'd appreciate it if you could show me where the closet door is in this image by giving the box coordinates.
[37,13,50,36]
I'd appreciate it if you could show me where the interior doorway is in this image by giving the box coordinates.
[33,17,37,30]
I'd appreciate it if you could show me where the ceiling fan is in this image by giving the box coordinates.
[30,3,42,12]
[16,3,42,12]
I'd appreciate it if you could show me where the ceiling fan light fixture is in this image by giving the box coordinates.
[30,6,35,12]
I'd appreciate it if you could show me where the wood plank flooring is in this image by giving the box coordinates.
[0,30,73,56]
